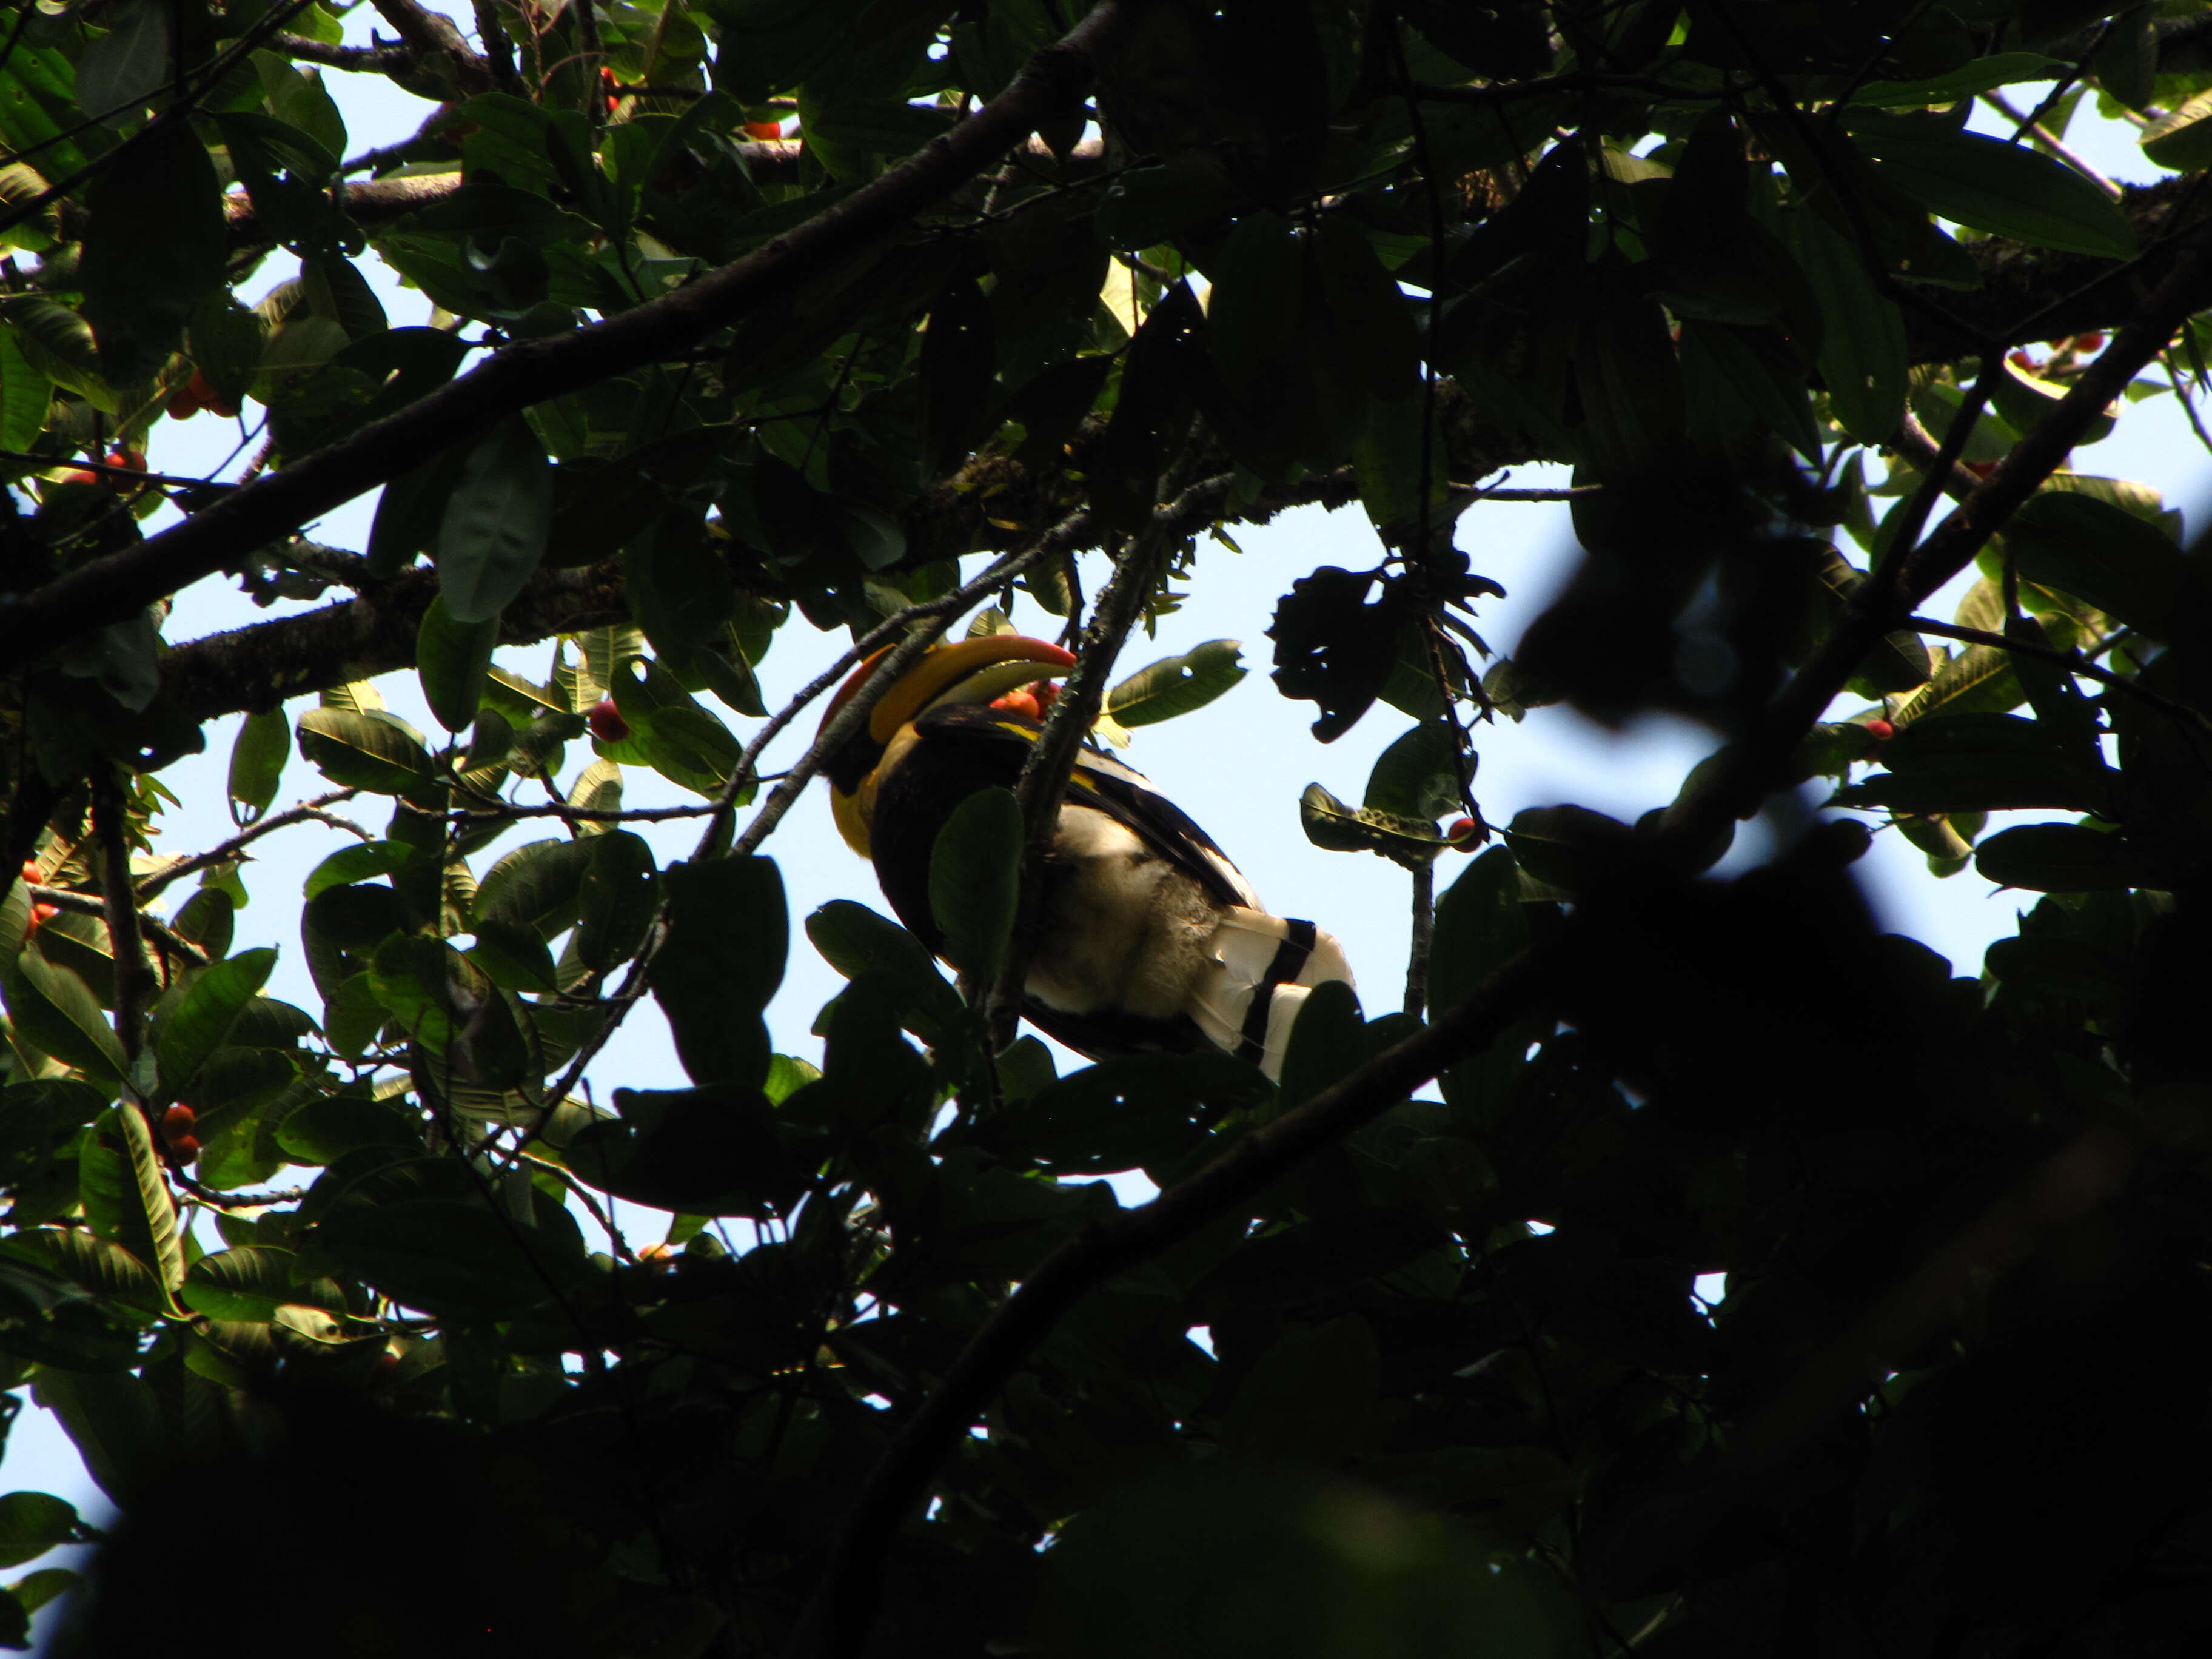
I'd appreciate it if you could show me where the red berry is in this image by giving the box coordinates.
[19,861,38,884]
[104,449,146,474]
[1445,817,1478,848]
[165,381,204,421]
[1033,681,1060,716]
[167,1134,201,1162]
[2076,330,2105,353]
[743,120,785,141]
[161,1104,197,1140]
[586,698,630,742]
[1864,719,1895,742]
[990,688,1042,720]
[2008,349,2036,370]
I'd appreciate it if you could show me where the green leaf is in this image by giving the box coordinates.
[8,950,127,1082]
[179,1245,333,1323]
[2141,89,2212,173]
[474,837,594,939]
[1974,823,2147,892]
[226,708,289,828]
[1501,804,1634,894]
[155,947,276,1093]
[1207,211,1302,404]
[652,859,784,1086]
[76,0,170,119]
[1108,640,1247,727]
[417,594,499,732]
[295,708,435,794]
[113,1105,183,1300]
[577,830,658,974]
[804,900,965,1045]
[33,1370,161,1504]
[2004,489,2185,638]
[1851,114,2137,259]
[568,1083,805,1218]
[929,788,1022,979]
[1094,158,1235,250]
[1779,204,1905,446]
[303,841,413,900]
[435,417,554,623]
[8,1567,79,1619]
[1300,782,1452,868]
[0,331,49,453]
[1222,1315,1380,1466]
[274,1094,420,1165]
[0,1492,81,1570]
[79,122,227,381]
[1832,713,2107,814]
[1364,723,1463,822]
[981,1051,1269,1175]
[1848,53,2067,107]
[318,1198,576,1317]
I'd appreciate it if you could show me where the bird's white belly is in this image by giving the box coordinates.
[1025,805,1223,1021]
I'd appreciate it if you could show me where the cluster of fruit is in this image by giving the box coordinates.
[16,861,58,934]
[164,366,240,421]
[46,450,144,489]
[158,1104,199,1165]
[988,680,1062,722]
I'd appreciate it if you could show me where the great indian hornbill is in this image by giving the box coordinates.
[820,633,1353,1079]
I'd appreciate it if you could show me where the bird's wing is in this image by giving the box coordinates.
[911,704,1262,910]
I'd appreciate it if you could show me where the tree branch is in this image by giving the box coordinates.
[135,788,365,900]
[158,561,630,721]
[0,1,1138,668]
[982,463,1244,1052]
[265,33,412,73]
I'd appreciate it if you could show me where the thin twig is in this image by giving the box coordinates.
[446,800,724,826]
[1890,407,1988,503]
[1980,89,2123,200]
[135,788,366,899]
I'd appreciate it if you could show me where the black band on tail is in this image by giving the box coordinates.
[1234,917,1318,1065]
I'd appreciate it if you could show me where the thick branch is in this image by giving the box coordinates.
[799,943,1550,1659]
[158,561,629,720]
[0,4,1136,669]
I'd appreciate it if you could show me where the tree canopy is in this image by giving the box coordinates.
[5,0,2212,1653]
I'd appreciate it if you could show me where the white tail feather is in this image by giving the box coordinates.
[1187,908,1356,1080]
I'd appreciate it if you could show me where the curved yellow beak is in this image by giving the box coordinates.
[821,634,1076,858]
